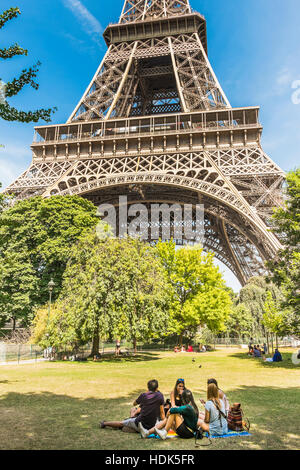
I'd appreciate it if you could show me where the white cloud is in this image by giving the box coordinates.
[276,67,293,87]
[62,0,103,44]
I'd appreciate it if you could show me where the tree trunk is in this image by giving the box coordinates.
[271,333,274,354]
[91,328,100,357]
[133,338,137,354]
[276,335,279,349]
[12,317,16,331]
[266,332,270,355]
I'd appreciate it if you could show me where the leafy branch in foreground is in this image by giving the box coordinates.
[0,6,56,123]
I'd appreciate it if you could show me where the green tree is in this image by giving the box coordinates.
[0,244,37,329]
[0,183,6,213]
[31,234,172,355]
[0,182,13,213]
[156,240,232,342]
[0,195,99,327]
[0,7,56,123]
[263,291,286,351]
[267,168,300,334]
[236,276,283,340]
[225,304,254,339]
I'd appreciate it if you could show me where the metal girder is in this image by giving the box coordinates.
[5,0,285,284]
[119,0,192,23]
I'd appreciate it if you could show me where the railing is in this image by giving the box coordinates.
[2,337,297,364]
[0,342,44,364]
[33,121,260,146]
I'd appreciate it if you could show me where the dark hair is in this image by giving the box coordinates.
[181,389,199,416]
[173,379,185,403]
[207,378,218,388]
[148,380,158,392]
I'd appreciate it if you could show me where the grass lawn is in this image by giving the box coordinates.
[0,348,299,450]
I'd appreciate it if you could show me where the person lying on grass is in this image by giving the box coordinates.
[198,383,228,436]
[139,389,199,440]
[100,379,165,434]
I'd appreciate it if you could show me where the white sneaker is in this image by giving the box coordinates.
[155,428,168,440]
[138,422,149,439]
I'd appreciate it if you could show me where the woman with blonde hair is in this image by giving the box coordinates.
[198,383,228,436]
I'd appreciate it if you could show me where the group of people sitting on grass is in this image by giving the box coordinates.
[100,377,230,440]
[248,342,283,362]
[174,344,206,353]
[248,343,267,357]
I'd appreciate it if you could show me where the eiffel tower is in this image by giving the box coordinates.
[6,0,285,286]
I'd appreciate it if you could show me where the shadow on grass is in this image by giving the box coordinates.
[224,385,300,450]
[228,351,299,370]
[0,385,299,450]
[97,352,161,363]
[58,352,161,364]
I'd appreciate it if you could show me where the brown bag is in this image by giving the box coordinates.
[227,403,250,432]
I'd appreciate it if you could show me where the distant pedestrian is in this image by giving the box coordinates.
[115,339,121,356]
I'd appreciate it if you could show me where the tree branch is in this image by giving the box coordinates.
[0,102,57,123]
[0,44,28,59]
[0,7,21,29]
[5,62,41,97]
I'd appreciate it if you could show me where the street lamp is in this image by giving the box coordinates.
[47,278,55,359]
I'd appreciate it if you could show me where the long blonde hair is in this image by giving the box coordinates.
[207,383,221,407]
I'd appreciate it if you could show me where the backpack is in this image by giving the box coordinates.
[227,403,250,432]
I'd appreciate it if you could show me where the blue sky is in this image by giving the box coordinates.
[0,0,299,291]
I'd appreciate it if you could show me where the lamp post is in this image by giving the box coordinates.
[47,278,55,359]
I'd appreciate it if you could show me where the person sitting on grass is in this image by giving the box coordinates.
[170,378,186,407]
[200,378,230,417]
[198,383,228,436]
[129,378,184,422]
[272,348,283,362]
[100,379,165,435]
[264,348,283,363]
[253,345,262,358]
[140,389,199,440]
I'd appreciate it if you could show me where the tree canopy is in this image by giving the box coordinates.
[31,234,172,354]
[156,240,232,340]
[0,195,99,327]
[267,168,300,334]
[234,276,283,339]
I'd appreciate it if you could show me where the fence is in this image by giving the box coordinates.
[1,336,298,364]
[0,342,43,364]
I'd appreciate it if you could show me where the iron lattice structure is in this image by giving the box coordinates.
[6,0,285,285]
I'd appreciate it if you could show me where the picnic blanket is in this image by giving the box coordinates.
[207,430,251,439]
[147,430,178,439]
[147,430,251,439]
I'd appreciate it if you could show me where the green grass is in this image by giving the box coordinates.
[0,348,299,450]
